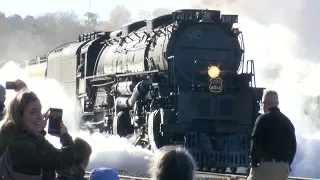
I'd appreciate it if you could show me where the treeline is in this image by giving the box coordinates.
[0,5,174,64]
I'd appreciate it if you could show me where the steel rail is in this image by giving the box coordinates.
[84,171,313,180]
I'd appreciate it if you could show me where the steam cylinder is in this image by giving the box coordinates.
[113,81,133,95]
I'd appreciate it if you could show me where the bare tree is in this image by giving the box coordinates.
[0,12,9,35]
[138,10,152,20]
[24,15,35,21]
[109,5,132,29]
[0,11,94,63]
[0,12,5,19]
[7,14,23,30]
[84,12,99,29]
[0,6,178,65]
[152,8,175,17]
[98,20,116,31]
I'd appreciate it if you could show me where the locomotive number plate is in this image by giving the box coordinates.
[221,15,238,23]
[209,78,223,93]
[172,12,195,21]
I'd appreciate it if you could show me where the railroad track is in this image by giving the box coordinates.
[84,171,313,180]
[84,173,148,180]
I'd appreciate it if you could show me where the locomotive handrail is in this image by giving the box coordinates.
[46,41,77,57]
[85,73,114,80]
[246,60,256,88]
[237,31,245,74]
[115,70,159,77]
[19,57,48,68]
[91,81,115,87]
[85,70,160,81]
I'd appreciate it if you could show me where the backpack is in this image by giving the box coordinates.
[0,140,42,180]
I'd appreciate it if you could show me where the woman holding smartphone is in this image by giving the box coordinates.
[0,90,75,179]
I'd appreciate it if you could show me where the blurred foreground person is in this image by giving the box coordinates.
[149,146,196,180]
[90,168,119,180]
[247,90,297,180]
[12,79,28,92]
[0,84,5,119]
[0,90,75,179]
[0,79,28,120]
[56,137,92,180]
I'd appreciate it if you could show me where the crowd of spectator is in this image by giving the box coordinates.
[0,80,197,180]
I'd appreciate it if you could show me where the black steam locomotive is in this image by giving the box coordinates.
[22,9,265,174]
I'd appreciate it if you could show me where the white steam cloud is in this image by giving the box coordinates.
[237,14,320,180]
[0,61,154,173]
[189,1,320,178]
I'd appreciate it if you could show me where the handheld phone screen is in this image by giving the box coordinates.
[5,81,17,90]
[48,108,63,136]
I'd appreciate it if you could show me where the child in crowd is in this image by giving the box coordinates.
[56,136,92,180]
[90,167,119,180]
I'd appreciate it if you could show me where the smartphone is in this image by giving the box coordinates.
[48,108,63,136]
[5,81,17,90]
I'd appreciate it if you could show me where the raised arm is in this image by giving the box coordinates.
[39,132,75,170]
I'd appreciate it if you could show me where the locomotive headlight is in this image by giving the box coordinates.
[208,66,220,78]
[172,25,178,31]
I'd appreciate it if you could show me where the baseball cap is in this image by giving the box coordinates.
[90,167,119,180]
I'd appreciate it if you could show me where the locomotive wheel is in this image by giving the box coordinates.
[147,109,166,152]
[198,165,204,171]
[113,111,132,137]
[216,167,227,173]
[245,168,250,175]
[205,167,212,172]
[231,167,237,174]
[221,167,227,173]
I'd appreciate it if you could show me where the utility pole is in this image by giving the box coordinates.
[86,0,92,32]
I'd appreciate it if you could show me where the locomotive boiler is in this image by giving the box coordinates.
[21,9,265,174]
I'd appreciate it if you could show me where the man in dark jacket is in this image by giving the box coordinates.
[247,90,297,180]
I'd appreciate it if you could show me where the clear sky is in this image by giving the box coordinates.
[1,0,192,21]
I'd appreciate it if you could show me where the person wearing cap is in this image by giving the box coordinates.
[56,136,92,180]
[247,90,297,180]
[90,167,119,180]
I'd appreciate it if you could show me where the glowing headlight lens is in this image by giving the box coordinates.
[208,66,220,78]
[172,25,178,31]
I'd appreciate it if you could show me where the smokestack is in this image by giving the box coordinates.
[199,12,214,23]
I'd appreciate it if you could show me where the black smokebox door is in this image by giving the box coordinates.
[48,108,63,136]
